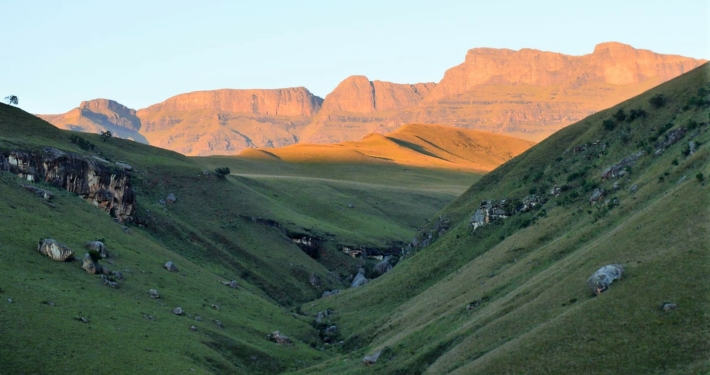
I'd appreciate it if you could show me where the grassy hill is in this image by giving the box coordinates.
[0,102,484,373]
[293,63,710,374]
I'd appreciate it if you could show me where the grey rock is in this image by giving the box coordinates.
[322,289,340,298]
[86,241,108,258]
[211,304,220,310]
[374,256,393,276]
[190,325,197,331]
[194,315,202,321]
[222,280,237,289]
[172,307,183,315]
[363,350,382,366]
[38,239,74,262]
[111,271,124,280]
[350,272,369,288]
[149,289,160,299]
[689,141,697,154]
[214,320,224,328]
[662,303,677,312]
[309,274,322,288]
[164,261,178,272]
[587,264,624,295]
[159,199,166,205]
[630,184,638,193]
[81,253,101,275]
[166,193,177,204]
[76,316,89,323]
[22,184,54,200]
[115,162,133,171]
[613,182,620,190]
[7,298,12,303]
[589,188,605,204]
[268,331,292,344]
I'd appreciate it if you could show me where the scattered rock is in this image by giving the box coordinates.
[322,290,340,298]
[613,182,620,190]
[214,320,224,328]
[601,151,645,180]
[661,303,677,312]
[363,350,382,366]
[111,271,124,280]
[115,162,133,171]
[194,315,202,321]
[166,193,177,204]
[374,256,393,276]
[164,261,178,272]
[630,184,638,193]
[350,269,369,288]
[37,239,74,262]
[309,274,322,288]
[222,280,237,289]
[211,304,220,311]
[159,199,166,205]
[589,188,605,204]
[190,325,197,331]
[75,316,89,323]
[268,331,292,344]
[587,264,624,295]
[42,300,55,307]
[81,253,101,274]
[22,184,53,200]
[656,128,686,149]
[7,298,13,303]
[100,275,119,288]
[654,148,665,157]
[549,185,561,197]
[470,200,508,230]
[142,314,155,321]
[172,307,184,315]
[86,241,108,258]
[689,141,697,154]
[149,289,160,299]
[347,204,354,208]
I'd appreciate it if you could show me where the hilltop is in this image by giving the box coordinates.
[40,42,706,155]
[240,123,535,172]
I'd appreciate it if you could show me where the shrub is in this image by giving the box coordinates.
[88,250,102,262]
[613,109,627,122]
[649,94,667,108]
[627,108,647,122]
[602,119,616,131]
[214,167,231,179]
[100,130,112,142]
[697,173,705,182]
[69,134,95,151]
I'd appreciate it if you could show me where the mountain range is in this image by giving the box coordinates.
[39,42,706,156]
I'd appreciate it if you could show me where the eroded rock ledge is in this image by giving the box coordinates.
[1,147,136,220]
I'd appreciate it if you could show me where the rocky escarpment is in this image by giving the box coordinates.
[1,147,136,220]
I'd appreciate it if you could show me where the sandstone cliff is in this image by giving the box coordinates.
[41,42,707,154]
[39,99,146,143]
[0,147,136,220]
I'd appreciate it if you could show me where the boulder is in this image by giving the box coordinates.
[589,188,605,204]
[86,241,108,258]
[214,320,224,328]
[587,264,624,295]
[111,271,124,280]
[222,280,238,289]
[172,307,184,315]
[350,270,369,288]
[190,325,197,331]
[164,261,178,272]
[662,303,677,312]
[166,193,177,204]
[268,331,292,344]
[37,239,74,262]
[22,184,53,200]
[149,289,160,299]
[81,253,101,274]
[309,273,322,288]
[322,289,340,298]
[115,162,133,171]
[374,256,393,276]
[363,350,382,366]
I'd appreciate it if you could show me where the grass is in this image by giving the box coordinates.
[292,63,710,374]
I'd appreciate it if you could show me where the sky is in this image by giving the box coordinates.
[1,0,709,114]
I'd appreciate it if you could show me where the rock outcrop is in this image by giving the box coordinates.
[350,269,369,288]
[318,76,435,113]
[1,147,136,220]
[587,264,624,295]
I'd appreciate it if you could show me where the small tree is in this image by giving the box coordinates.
[214,167,231,179]
[100,130,113,142]
[4,95,18,105]
[649,94,667,109]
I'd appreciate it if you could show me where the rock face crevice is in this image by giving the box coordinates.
[1,147,136,220]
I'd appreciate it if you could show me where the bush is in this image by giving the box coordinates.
[100,130,112,142]
[649,94,667,109]
[214,167,231,179]
[69,134,95,151]
[697,173,705,182]
[613,109,627,122]
[627,108,647,122]
[602,119,616,131]
[88,250,102,262]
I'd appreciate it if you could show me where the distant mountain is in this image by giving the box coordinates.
[38,99,147,143]
[40,42,706,155]
[241,123,535,172]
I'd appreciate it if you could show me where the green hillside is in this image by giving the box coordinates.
[0,103,479,373]
[294,63,710,374]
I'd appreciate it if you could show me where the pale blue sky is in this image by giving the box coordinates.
[2,0,708,114]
